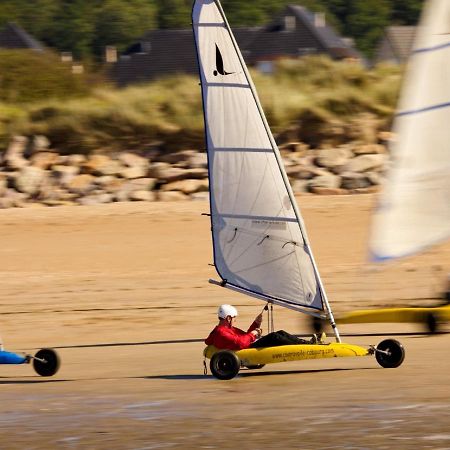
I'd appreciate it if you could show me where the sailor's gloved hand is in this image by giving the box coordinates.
[251,328,262,339]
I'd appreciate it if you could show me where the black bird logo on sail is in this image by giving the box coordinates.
[213,44,234,76]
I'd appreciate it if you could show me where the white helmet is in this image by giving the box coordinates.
[218,304,238,319]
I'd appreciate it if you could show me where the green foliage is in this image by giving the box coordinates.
[0,50,92,103]
[156,0,191,29]
[0,57,402,153]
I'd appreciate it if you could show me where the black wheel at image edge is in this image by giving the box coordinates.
[33,348,61,377]
[210,350,240,380]
[375,339,405,369]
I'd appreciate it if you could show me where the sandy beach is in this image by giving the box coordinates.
[0,195,449,449]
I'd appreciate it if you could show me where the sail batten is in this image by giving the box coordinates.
[397,101,450,116]
[192,0,331,313]
[215,213,298,222]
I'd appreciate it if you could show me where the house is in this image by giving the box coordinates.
[374,26,416,65]
[0,22,45,51]
[111,5,360,86]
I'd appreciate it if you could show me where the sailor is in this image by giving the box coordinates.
[205,304,325,350]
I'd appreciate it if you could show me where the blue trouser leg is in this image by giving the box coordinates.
[0,350,27,364]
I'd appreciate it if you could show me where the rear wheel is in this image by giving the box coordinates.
[210,351,240,380]
[375,339,405,369]
[33,348,60,377]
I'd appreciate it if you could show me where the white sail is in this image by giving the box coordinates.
[192,0,327,313]
[370,0,450,260]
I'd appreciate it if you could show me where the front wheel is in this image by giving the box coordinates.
[210,351,240,380]
[375,339,405,369]
[33,348,60,377]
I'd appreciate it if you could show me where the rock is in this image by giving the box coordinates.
[307,174,341,190]
[77,194,114,206]
[52,165,80,185]
[14,166,47,195]
[96,177,125,193]
[147,162,171,179]
[291,179,309,193]
[30,151,59,169]
[66,174,96,195]
[127,178,157,191]
[118,152,149,169]
[129,190,157,201]
[377,131,395,143]
[0,197,14,209]
[315,148,353,169]
[3,136,28,169]
[190,192,209,201]
[31,135,51,152]
[0,177,7,196]
[348,113,379,144]
[310,187,348,195]
[66,154,87,166]
[352,144,387,156]
[340,172,371,190]
[149,165,207,183]
[157,191,189,201]
[3,188,28,207]
[120,166,148,179]
[161,179,209,195]
[366,172,384,186]
[342,154,387,173]
[349,186,380,194]
[82,155,124,176]
[287,165,329,180]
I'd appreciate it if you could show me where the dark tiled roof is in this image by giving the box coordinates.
[374,26,416,64]
[111,4,360,85]
[0,22,45,51]
[112,30,198,86]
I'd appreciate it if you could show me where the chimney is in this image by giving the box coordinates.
[284,16,296,31]
[105,46,117,63]
[61,52,73,63]
[314,12,326,28]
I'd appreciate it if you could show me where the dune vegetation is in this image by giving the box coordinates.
[0,55,403,154]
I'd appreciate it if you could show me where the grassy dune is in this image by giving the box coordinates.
[0,56,402,153]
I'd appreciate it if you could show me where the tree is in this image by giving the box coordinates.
[156,0,191,29]
[93,0,157,57]
[346,0,391,58]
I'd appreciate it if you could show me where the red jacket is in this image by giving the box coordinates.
[205,320,259,350]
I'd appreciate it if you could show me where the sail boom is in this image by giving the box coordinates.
[209,279,328,318]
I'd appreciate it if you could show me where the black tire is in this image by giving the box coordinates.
[210,351,240,380]
[244,364,265,370]
[426,313,438,334]
[375,339,405,369]
[33,348,60,377]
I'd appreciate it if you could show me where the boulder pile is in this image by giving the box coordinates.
[0,134,391,208]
